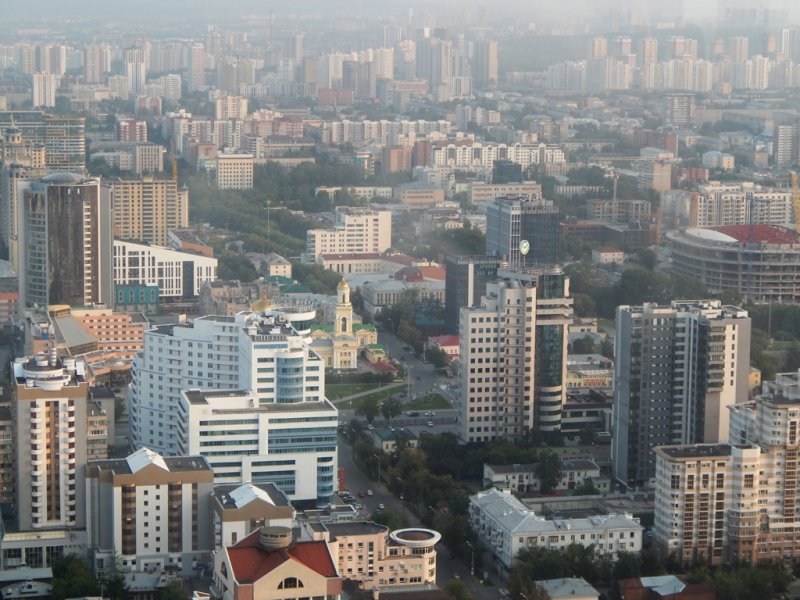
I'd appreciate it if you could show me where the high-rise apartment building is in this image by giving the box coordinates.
[20,174,113,308]
[130,312,325,451]
[640,37,659,66]
[305,207,392,260]
[215,152,253,190]
[84,44,111,84]
[457,267,573,442]
[85,448,214,575]
[444,255,501,334]
[663,93,696,127]
[0,120,47,270]
[654,387,800,565]
[12,352,89,531]
[105,177,188,245]
[115,118,147,142]
[473,39,498,87]
[485,195,560,266]
[187,44,206,92]
[130,312,335,504]
[613,300,751,487]
[31,73,57,108]
[125,48,147,97]
[773,120,800,167]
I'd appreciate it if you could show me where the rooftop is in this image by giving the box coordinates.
[536,577,599,599]
[213,482,291,510]
[324,521,388,538]
[657,444,737,459]
[89,449,211,474]
[227,529,337,584]
[705,224,800,244]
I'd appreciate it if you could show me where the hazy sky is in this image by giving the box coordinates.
[0,0,796,23]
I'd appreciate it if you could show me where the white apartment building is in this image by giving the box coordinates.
[215,96,249,121]
[305,207,391,260]
[85,448,214,576]
[689,181,793,228]
[131,312,325,453]
[431,143,566,170]
[32,72,58,108]
[458,268,572,442]
[113,240,217,299]
[468,182,543,205]
[470,489,642,572]
[130,312,335,504]
[177,389,337,504]
[215,152,253,190]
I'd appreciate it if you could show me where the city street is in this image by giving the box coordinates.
[338,438,501,600]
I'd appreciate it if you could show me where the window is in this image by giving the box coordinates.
[278,577,304,589]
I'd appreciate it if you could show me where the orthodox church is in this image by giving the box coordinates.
[309,279,377,369]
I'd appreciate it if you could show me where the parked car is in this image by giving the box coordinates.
[377,503,385,511]
[427,421,435,427]
[367,489,374,496]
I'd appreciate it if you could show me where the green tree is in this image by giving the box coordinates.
[356,395,381,425]
[444,579,475,600]
[51,555,100,600]
[218,253,258,282]
[381,397,403,424]
[571,335,596,354]
[425,346,450,368]
[535,450,561,494]
[572,478,600,495]
[573,293,597,317]
[372,507,409,530]
[158,580,185,600]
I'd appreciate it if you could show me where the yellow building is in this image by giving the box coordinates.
[310,280,377,369]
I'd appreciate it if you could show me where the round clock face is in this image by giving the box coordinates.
[519,239,530,256]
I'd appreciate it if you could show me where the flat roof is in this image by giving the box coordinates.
[657,444,738,459]
[89,454,211,474]
[707,224,800,244]
[324,521,388,538]
[54,315,97,348]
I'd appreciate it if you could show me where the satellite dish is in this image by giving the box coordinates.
[519,239,530,256]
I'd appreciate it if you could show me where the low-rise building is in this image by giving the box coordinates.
[591,247,624,265]
[394,183,445,208]
[362,280,445,317]
[85,448,214,578]
[469,488,642,571]
[427,335,459,360]
[483,459,604,494]
[370,427,419,454]
[303,521,440,590]
[567,354,614,394]
[537,578,600,600]
[468,182,542,205]
[212,526,342,600]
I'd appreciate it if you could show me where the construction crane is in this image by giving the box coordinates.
[792,171,800,235]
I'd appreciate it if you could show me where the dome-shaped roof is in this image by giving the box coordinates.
[337,279,350,290]
[41,172,85,185]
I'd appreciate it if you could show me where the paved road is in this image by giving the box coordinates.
[338,440,501,600]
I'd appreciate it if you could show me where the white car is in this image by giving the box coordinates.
[377,503,385,511]
[427,421,435,427]
[367,489,374,496]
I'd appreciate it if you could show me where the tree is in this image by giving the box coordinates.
[218,253,258,282]
[158,580,185,600]
[444,579,475,600]
[572,478,600,495]
[573,293,597,317]
[535,450,561,494]
[372,507,409,530]
[571,335,596,354]
[356,396,381,425]
[51,555,99,600]
[381,397,403,424]
[425,346,450,368]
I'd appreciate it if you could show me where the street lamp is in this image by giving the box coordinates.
[372,453,381,484]
[466,540,475,577]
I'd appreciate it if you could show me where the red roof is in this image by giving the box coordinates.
[419,266,446,280]
[227,530,338,584]
[430,335,459,347]
[708,224,800,244]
